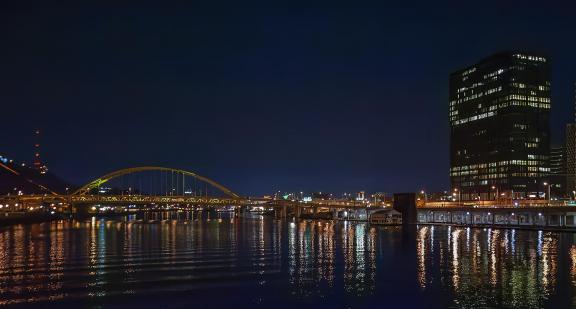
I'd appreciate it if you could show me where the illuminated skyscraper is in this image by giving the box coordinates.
[567,83,576,197]
[449,52,551,200]
[549,145,566,197]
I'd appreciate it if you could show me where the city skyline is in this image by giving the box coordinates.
[3,3,576,308]
[1,3,576,196]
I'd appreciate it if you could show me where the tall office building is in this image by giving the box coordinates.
[550,145,566,197]
[449,52,551,200]
[567,83,576,196]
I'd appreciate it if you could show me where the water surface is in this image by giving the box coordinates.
[0,213,574,308]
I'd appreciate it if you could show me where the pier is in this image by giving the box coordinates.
[417,206,576,230]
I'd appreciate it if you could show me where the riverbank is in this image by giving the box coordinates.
[417,222,576,233]
[3,212,576,234]
[0,212,65,226]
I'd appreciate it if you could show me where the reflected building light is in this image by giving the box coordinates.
[368,227,377,293]
[472,231,480,277]
[489,229,500,286]
[487,228,492,252]
[355,224,366,291]
[541,233,558,294]
[343,222,355,293]
[537,230,543,256]
[447,225,452,248]
[288,219,296,283]
[511,229,516,255]
[503,231,509,255]
[466,227,471,251]
[430,226,435,253]
[417,226,429,289]
[451,229,462,291]
[571,245,576,285]
[542,235,549,290]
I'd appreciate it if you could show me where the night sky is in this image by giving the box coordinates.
[1,2,575,196]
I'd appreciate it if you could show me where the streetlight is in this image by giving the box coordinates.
[421,190,427,203]
[543,182,551,204]
[453,188,460,203]
[544,182,552,204]
[491,185,499,202]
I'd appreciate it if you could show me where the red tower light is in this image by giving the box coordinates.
[33,129,47,174]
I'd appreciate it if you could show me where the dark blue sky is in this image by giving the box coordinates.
[1,2,575,195]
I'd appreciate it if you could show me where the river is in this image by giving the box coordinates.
[0,212,574,308]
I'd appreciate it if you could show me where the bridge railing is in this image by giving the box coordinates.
[421,199,576,208]
[70,195,246,205]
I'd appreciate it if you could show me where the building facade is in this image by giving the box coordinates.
[549,145,567,197]
[566,83,576,197]
[449,52,551,200]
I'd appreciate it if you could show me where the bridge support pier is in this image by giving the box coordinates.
[295,205,301,219]
[393,193,417,225]
[275,206,287,219]
[235,206,246,218]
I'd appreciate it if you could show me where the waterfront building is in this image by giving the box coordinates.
[449,52,551,200]
[567,83,576,197]
[550,145,567,197]
[568,124,576,197]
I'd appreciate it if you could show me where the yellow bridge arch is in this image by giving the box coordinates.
[72,166,240,198]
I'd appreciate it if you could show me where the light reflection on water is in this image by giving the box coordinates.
[0,213,574,307]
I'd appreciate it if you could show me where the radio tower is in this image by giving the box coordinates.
[33,129,47,174]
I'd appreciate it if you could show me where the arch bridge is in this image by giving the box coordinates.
[0,166,388,216]
[73,166,239,197]
[68,166,251,206]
